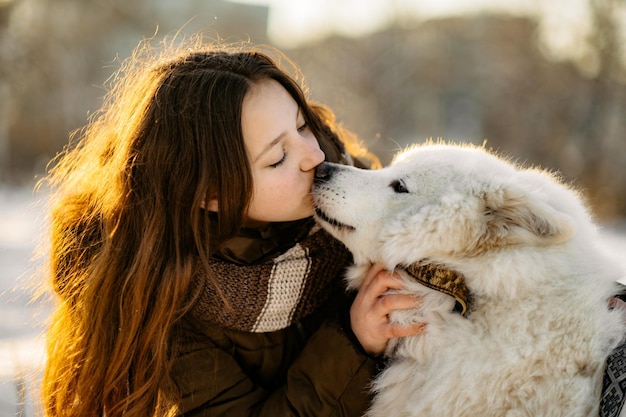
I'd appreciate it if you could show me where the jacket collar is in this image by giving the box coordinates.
[213,217,316,265]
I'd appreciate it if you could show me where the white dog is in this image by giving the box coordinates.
[312,142,626,417]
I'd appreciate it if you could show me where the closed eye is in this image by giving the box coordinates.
[297,121,309,133]
[390,179,409,193]
[269,152,287,168]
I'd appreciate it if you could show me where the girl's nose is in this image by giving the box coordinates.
[300,139,325,172]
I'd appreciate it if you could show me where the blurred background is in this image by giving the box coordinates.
[0,0,625,415]
[1,0,625,217]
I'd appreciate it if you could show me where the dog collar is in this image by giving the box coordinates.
[404,263,471,316]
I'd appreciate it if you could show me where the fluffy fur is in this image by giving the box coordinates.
[312,142,626,417]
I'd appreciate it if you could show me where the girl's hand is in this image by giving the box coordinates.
[350,263,426,356]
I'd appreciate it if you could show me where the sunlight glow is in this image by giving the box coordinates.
[229,0,544,47]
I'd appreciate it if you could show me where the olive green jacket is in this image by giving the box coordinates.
[170,131,378,416]
[171,288,379,416]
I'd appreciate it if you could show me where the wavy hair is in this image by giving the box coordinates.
[40,34,377,417]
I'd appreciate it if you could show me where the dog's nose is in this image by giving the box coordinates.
[315,162,335,182]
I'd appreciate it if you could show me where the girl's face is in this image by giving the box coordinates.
[240,79,325,225]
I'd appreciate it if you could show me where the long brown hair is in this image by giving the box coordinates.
[40,35,377,417]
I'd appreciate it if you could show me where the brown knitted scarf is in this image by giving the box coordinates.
[191,237,471,333]
[190,224,353,332]
[190,219,470,332]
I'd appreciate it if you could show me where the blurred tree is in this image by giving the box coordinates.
[574,0,626,218]
[0,0,624,218]
[0,0,153,183]
[289,11,626,219]
[0,0,267,183]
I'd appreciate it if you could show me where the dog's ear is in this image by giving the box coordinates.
[481,185,575,248]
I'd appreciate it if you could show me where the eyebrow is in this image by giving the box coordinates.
[252,133,286,163]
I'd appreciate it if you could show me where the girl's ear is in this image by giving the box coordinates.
[202,198,219,212]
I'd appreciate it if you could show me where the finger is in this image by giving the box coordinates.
[388,322,427,339]
[377,293,420,313]
[367,270,406,295]
[360,263,388,290]
[356,266,398,306]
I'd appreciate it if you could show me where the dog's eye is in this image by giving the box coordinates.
[390,179,409,193]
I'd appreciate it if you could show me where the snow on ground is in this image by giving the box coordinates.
[0,187,625,416]
[0,186,48,417]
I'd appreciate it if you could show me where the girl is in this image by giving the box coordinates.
[41,36,425,417]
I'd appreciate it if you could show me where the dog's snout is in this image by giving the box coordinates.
[315,162,335,182]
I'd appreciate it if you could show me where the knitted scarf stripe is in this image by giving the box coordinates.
[190,226,353,332]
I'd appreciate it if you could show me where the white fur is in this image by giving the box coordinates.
[313,142,626,417]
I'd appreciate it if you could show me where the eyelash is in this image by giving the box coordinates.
[297,122,308,132]
[270,152,287,168]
